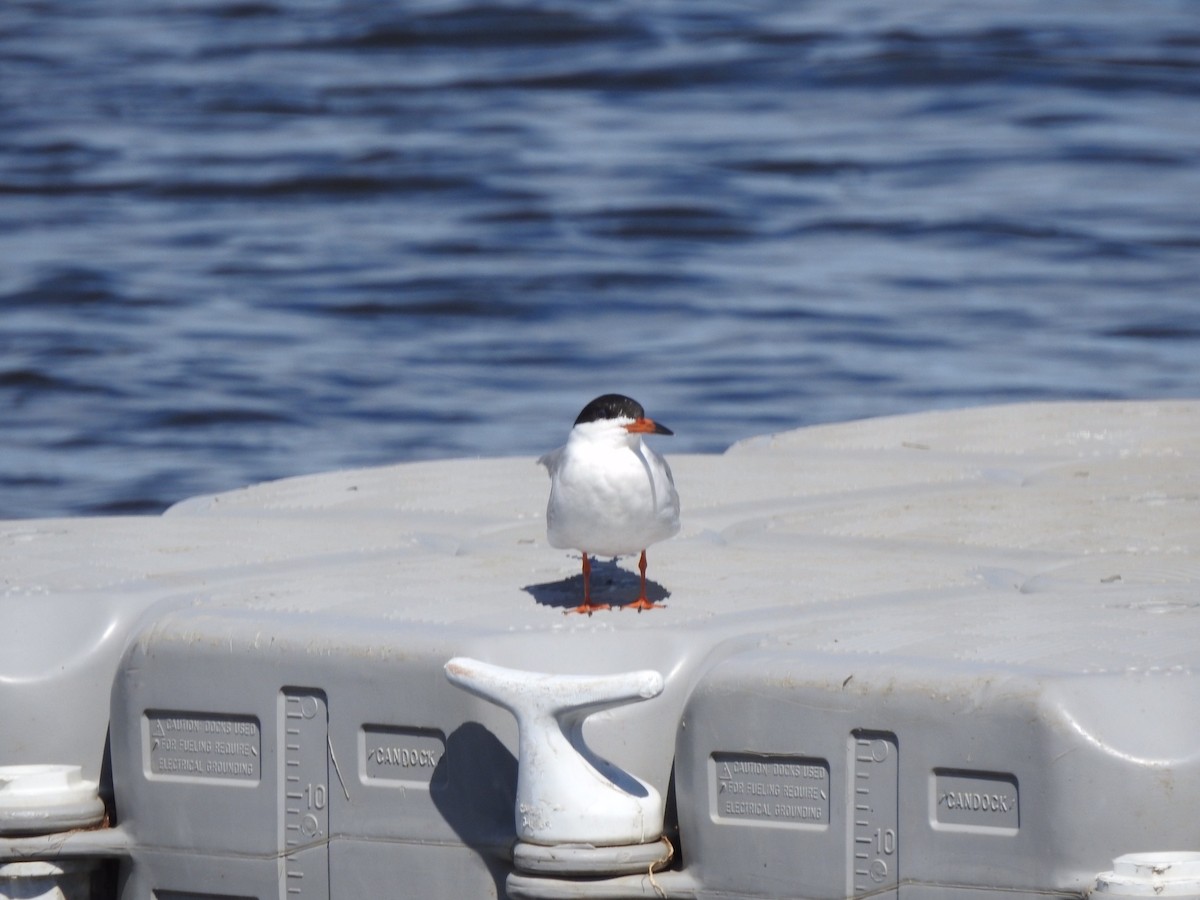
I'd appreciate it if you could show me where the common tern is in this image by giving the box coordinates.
[540,394,681,615]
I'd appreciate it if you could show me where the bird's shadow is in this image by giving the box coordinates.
[524,556,670,611]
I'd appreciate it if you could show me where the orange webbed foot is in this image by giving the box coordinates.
[621,597,666,613]
[565,602,612,616]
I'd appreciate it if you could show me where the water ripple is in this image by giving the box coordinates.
[1,0,1198,518]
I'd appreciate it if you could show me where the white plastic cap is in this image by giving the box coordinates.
[0,860,94,900]
[0,764,105,836]
[1094,852,1200,898]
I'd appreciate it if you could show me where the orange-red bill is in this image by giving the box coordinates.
[624,418,673,436]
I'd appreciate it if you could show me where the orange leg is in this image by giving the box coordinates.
[567,552,611,616]
[622,550,666,612]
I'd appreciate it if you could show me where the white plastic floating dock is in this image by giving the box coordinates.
[1,401,1199,900]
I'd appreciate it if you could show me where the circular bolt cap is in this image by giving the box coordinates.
[0,765,105,836]
[1094,852,1200,898]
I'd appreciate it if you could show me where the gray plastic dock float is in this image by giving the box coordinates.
[1,401,1198,899]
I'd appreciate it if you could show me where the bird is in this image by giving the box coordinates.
[539,394,681,615]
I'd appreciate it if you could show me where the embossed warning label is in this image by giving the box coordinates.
[361,726,446,787]
[712,752,830,827]
[933,769,1019,831]
[145,711,261,782]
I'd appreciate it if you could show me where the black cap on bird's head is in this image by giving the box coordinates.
[574,393,673,435]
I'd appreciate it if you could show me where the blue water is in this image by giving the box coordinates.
[2,1,1198,519]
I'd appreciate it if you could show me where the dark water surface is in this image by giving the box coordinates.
[2,1,1198,518]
